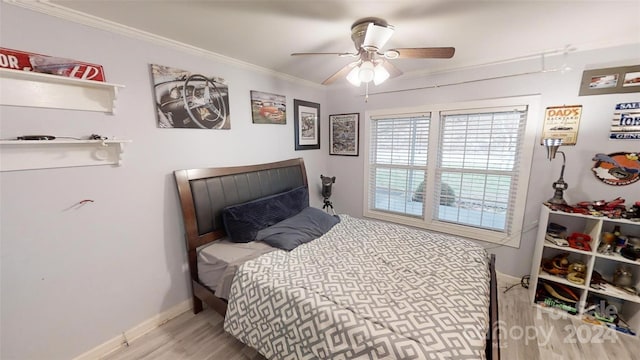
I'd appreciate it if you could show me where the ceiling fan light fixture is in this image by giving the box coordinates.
[373,63,390,85]
[346,65,362,86]
[358,61,375,83]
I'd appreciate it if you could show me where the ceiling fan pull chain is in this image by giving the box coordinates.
[365,82,369,102]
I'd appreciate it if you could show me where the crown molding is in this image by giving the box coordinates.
[4,0,323,89]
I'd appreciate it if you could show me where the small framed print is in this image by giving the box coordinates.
[250,90,286,124]
[329,113,359,156]
[579,65,640,96]
[294,99,320,150]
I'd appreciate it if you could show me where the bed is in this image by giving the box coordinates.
[174,158,500,359]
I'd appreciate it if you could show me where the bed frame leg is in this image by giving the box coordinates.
[192,296,203,314]
[488,254,500,360]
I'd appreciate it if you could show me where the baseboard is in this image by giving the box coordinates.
[72,299,192,360]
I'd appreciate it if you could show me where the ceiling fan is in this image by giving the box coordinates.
[291,17,455,86]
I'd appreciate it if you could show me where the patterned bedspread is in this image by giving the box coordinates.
[223,214,490,360]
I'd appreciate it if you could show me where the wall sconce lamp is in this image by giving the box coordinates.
[543,138,568,205]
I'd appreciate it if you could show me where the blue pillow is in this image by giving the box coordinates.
[256,207,340,251]
[222,186,309,243]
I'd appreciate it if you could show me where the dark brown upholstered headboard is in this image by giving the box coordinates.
[174,158,308,314]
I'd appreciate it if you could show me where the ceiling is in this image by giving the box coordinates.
[23,1,640,86]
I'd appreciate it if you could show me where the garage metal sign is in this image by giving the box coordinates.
[0,47,105,82]
[610,102,640,140]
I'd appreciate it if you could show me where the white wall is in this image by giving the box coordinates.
[0,4,327,360]
[325,44,640,277]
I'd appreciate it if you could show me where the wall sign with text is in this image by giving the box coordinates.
[541,105,582,145]
[610,102,640,140]
[592,152,640,186]
[0,47,105,82]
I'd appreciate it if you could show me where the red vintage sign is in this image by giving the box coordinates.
[0,47,105,82]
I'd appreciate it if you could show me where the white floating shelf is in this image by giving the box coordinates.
[0,68,125,113]
[0,139,132,171]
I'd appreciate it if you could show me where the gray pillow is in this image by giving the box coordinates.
[221,186,309,243]
[256,207,340,251]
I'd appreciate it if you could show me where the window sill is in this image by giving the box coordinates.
[363,209,521,248]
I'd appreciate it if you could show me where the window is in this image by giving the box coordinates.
[364,97,539,247]
[368,113,430,218]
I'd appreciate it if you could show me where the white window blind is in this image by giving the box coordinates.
[435,106,527,233]
[364,97,538,247]
[369,113,430,217]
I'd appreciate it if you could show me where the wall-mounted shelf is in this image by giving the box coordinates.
[0,68,125,113]
[0,139,132,171]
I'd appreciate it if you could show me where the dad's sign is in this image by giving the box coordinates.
[541,105,582,145]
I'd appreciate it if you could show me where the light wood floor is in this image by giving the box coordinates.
[104,274,640,360]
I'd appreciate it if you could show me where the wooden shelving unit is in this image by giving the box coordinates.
[530,205,640,336]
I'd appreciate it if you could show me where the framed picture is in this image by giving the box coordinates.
[329,113,359,156]
[579,65,640,96]
[250,90,286,124]
[294,99,320,150]
[150,64,230,129]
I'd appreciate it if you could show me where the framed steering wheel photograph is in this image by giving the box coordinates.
[151,64,231,129]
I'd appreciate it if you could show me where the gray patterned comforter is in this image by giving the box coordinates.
[223,214,490,360]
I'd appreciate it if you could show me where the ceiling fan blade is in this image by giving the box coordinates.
[381,61,403,78]
[322,62,359,85]
[362,23,394,50]
[291,52,358,57]
[388,47,455,59]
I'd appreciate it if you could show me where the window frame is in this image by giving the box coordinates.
[363,96,540,248]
